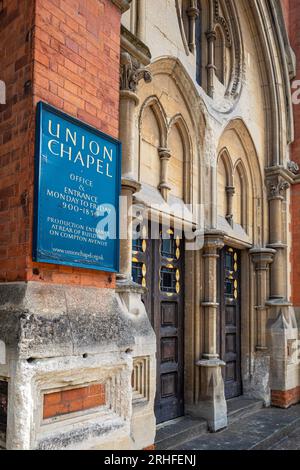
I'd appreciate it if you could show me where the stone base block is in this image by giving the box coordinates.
[0,282,156,450]
[191,359,228,432]
[271,387,300,408]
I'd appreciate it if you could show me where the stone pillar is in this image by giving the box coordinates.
[225,186,235,226]
[187,1,200,53]
[119,178,141,282]
[118,52,151,284]
[266,171,299,408]
[250,248,276,351]
[193,231,228,432]
[206,31,216,98]
[266,175,289,301]
[206,2,216,98]
[158,147,171,201]
[136,0,146,43]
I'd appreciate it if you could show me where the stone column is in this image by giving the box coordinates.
[206,1,216,98]
[158,147,171,201]
[225,186,235,226]
[194,231,228,432]
[266,175,289,301]
[250,248,276,351]
[118,52,151,284]
[206,31,216,98]
[265,172,299,406]
[187,0,200,53]
[136,0,146,43]
[119,178,141,282]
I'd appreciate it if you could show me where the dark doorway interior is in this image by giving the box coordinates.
[218,246,242,400]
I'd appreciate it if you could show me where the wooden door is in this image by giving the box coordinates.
[132,226,184,424]
[219,247,242,400]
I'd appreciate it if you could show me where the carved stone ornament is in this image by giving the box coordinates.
[213,0,232,47]
[120,52,152,93]
[287,161,300,175]
[267,177,290,200]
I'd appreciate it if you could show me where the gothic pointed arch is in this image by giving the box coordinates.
[217,118,264,245]
[218,148,234,186]
[139,95,168,148]
[233,159,249,231]
[168,114,193,204]
[139,96,168,187]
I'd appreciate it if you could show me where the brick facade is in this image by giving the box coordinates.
[287,0,300,306]
[0,0,121,288]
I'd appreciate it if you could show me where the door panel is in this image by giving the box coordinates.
[219,247,242,400]
[132,225,184,423]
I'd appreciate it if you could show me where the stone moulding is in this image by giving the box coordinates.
[111,0,132,13]
[121,25,151,66]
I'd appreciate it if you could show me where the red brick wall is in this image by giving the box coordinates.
[43,383,106,419]
[271,387,300,409]
[289,0,300,305]
[0,0,35,283]
[0,0,121,288]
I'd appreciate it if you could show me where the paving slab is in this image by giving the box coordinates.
[271,426,300,450]
[172,405,300,450]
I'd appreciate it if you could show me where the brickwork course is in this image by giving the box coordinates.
[43,384,106,419]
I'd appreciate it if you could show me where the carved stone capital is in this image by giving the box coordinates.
[121,177,141,194]
[250,248,276,270]
[203,231,225,255]
[267,176,290,200]
[158,147,171,161]
[120,52,152,93]
[226,186,235,196]
[187,4,199,19]
[206,30,217,42]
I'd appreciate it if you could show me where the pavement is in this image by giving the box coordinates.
[271,425,300,450]
[172,404,300,450]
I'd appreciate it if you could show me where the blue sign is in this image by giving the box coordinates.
[33,102,121,273]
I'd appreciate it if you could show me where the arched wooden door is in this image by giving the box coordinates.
[218,246,242,399]
[132,225,184,423]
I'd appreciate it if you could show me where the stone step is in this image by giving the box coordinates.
[155,397,264,450]
[155,417,207,450]
[227,397,264,425]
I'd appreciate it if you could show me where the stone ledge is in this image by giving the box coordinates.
[0,282,135,359]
